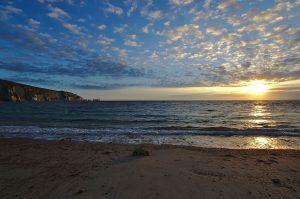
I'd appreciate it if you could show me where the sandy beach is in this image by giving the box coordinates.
[0,138,300,199]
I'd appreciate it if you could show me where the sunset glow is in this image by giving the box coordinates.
[244,80,270,95]
[0,0,299,100]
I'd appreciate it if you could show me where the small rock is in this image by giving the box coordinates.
[60,138,72,142]
[76,188,86,195]
[132,148,150,156]
[224,154,235,158]
[271,178,281,185]
[103,150,113,155]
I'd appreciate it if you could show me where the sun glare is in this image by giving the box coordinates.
[245,80,270,95]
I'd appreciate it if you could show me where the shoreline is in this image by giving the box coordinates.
[2,132,300,150]
[1,138,300,199]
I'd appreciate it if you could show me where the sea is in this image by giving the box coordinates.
[1,101,300,149]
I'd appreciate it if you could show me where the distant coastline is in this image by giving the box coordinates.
[0,79,83,102]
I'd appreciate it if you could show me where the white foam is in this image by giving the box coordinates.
[1,126,300,149]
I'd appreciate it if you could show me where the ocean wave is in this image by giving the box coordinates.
[0,125,299,138]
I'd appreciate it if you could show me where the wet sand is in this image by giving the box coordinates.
[0,138,300,199]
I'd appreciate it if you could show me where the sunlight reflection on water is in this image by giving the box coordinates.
[189,136,297,149]
[247,103,276,128]
[245,136,282,149]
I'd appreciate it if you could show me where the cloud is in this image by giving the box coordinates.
[206,27,227,36]
[124,40,137,46]
[62,23,83,35]
[27,18,40,29]
[203,0,212,9]
[111,47,128,61]
[46,5,83,37]
[114,24,128,33]
[165,24,202,42]
[142,26,149,33]
[237,24,265,33]
[97,35,115,45]
[164,21,171,26]
[97,24,106,30]
[125,0,138,16]
[0,5,22,20]
[150,51,158,59]
[140,1,162,20]
[0,59,143,78]
[78,18,86,22]
[226,16,241,26]
[218,0,239,11]
[0,23,143,79]
[47,5,70,21]
[169,0,193,6]
[142,23,153,33]
[223,33,240,42]
[105,2,123,15]
[1,0,300,91]
[252,10,283,24]
[273,1,294,12]
[0,23,56,52]
[141,10,162,20]
[5,76,58,86]
[38,0,74,4]
[72,83,138,90]
[189,53,203,59]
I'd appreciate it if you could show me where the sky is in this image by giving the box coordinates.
[0,0,300,100]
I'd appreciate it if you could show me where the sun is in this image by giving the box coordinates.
[244,80,270,95]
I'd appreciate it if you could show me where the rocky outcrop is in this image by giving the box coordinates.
[0,79,83,102]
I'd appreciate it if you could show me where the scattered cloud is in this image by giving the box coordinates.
[169,0,193,6]
[203,0,213,9]
[105,2,123,15]
[98,24,106,30]
[140,1,162,20]
[164,21,171,26]
[47,4,70,21]
[206,27,227,36]
[0,0,300,93]
[114,24,128,33]
[165,24,202,42]
[38,0,74,4]
[142,10,162,20]
[111,47,128,61]
[27,18,40,29]
[0,5,22,20]
[97,35,115,45]
[125,0,138,16]
[124,40,137,46]
[62,23,82,35]
[218,0,239,11]
[226,16,241,26]
[252,9,284,23]
[142,23,153,33]
[72,83,138,90]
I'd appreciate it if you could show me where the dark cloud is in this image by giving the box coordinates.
[241,62,251,69]
[3,76,59,86]
[0,60,143,77]
[72,83,139,90]
[0,22,143,78]
[270,87,300,92]
[0,23,55,52]
[0,61,41,73]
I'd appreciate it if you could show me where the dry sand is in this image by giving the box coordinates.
[0,138,300,199]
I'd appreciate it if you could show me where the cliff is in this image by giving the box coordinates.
[0,79,83,102]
